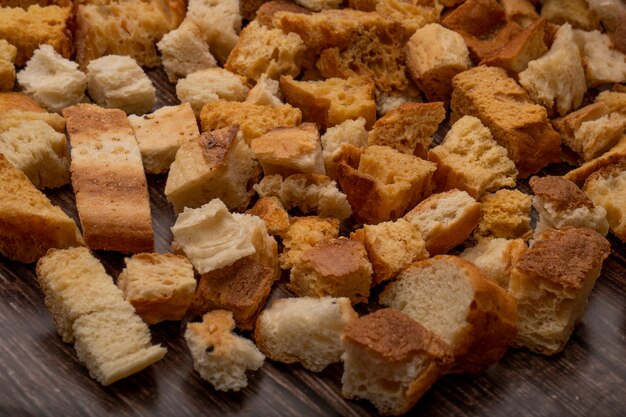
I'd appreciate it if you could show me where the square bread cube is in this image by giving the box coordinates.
[540,0,600,31]
[321,117,368,179]
[459,237,527,288]
[474,189,532,242]
[245,196,290,237]
[279,216,340,269]
[583,161,626,242]
[245,74,284,107]
[175,68,249,116]
[186,0,242,64]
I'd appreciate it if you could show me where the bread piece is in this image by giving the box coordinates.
[245,196,290,236]
[256,0,312,27]
[0,37,17,63]
[289,238,372,304]
[294,0,341,11]
[128,103,200,175]
[255,296,357,372]
[500,0,540,28]
[157,20,218,83]
[451,65,561,177]
[279,216,339,269]
[254,174,352,220]
[0,5,72,66]
[441,0,505,37]
[63,104,154,253]
[186,0,241,64]
[474,189,532,241]
[583,161,626,241]
[509,227,610,354]
[572,29,626,87]
[587,0,626,32]
[185,310,265,391]
[321,117,368,179]
[117,253,196,325]
[0,92,65,133]
[280,75,376,129]
[595,90,626,115]
[0,60,15,92]
[368,102,445,158]
[564,133,626,184]
[245,74,284,107]
[0,155,82,263]
[87,55,156,115]
[0,120,69,189]
[351,218,429,285]
[375,87,423,116]
[352,0,442,35]
[380,255,517,374]
[459,238,527,288]
[404,189,481,255]
[341,308,452,416]
[540,0,600,31]
[176,69,249,117]
[200,101,301,145]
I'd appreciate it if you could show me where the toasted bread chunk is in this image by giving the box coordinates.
[451,65,561,177]
[176,68,249,116]
[540,0,600,31]
[128,103,200,174]
[509,227,610,354]
[564,134,626,184]
[0,60,16,92]
[460,238,527,288]
[595,90,626,115]
[404,189,481,255]
[63,104,154,253]
[572,29,626,87]
[441,0,505,37]
[500,0,540,28]
[0,37,17,63]
[187,0,241,64]
[380,255,517,374]
[474,189,532,241]
[245,74,284,107]
[245,196,290,236]
[321,117,368,179]
[351,0,442,35]
[341,308,452,415]
[256,0,312,27]
[375,87,423,116]
[0,92,65,132]
[279,216,340,269]
[583,161,626,241]
[185,310,265,391]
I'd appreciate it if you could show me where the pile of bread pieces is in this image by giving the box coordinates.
[1,0,626,414]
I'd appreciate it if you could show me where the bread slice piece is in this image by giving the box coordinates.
[279,216,340,269]
[0,154,83,264]
[186,0,242,64]
[572,29,626,87]
[380,255,517,374]
[404,189,481,255]
[0,92,65,133]
[255,296,357,372]
[245,74,284,107]
[441,0,506,37]
[509,227,610,355]
[245,196,290,237]
[184,310,265,391]
[473,189,532,241]
[564,133,626,184]
[459,238,527,288]
[341,308,452,416]
[583,161,626,242]
[176,68,249,116]
[63,104,154,253]
[540,0,600,31]
[321,118,368,179]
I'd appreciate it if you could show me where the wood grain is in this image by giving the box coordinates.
[0,68,625,417]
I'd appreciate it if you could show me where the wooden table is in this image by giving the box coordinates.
[1,69,625,417]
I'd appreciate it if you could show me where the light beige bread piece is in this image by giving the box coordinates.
[509,227,610,355]
[530,175,609,236]
[374,87,423,116]
[128,103,200,175]
[321,118,368,179]
[406,23,472,103]
[587,0,626,32]
[428,116,518,199]
[16,45,86,114]
[337,146,437,225]
[200,101,302,145]
[540,0,600,31]
[157,20,218,83]
[0,92,65,133]
[404,189,481,255]
[474,189,533,241]
[63,104,154,253]
[245,74,284,107]
[186,0,241,64]
[280,75,376,129]
[341,308,452,416]
[595,90,626,116]
[176,68,249,116]
[451,65,562,178]
[254,174,352,220]
[87,55,156,115]
[0,154,83,264]
[565,134,626,184]
[289,238,372,304]
[117,253,196,325]
[500,0,540,28]
[0,5,72,66]
[245,197,290,237]
[380,255,518,374]
[572,29,626,87]
[225,20,305,82]
[0,120,69,189]
[583,161,626,242]
[459,238,527,288]
[185,310,265,391]
[279,216,340,270]
[0,39,17,92]
[255,296,357,372]
[351,218,429,285]
[165,126,261,213]
[250,123,325,177]
[368,102,445,158]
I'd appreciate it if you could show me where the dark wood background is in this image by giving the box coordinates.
[1,68,625,417]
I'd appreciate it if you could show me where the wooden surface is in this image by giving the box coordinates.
[1,68,625,417]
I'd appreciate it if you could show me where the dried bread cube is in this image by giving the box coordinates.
[0,39,16,63]
[459,238,527,288]
[460,21,524,64]
[404,189,482,255]
[87,55,156,115]
[0,5,72,66]
[184,310,265,391]
[351,218,429,285]
[583,161,626,242]
[406,23,472,103]
[509,227,610,355]
[187,0,241,64]
[321,117,368,179]
[380,255,517,374]
[16,45,87,114]
[441,0,506,37]
[0,39,17,92]
[279,216,340,270]
[128,103,200,175]
[295,0,341,11]
[0,92,65,133]
[255,296,357,372]
[165,126,260,213]
[595,90,626,116]
[157,20,218,83]
[289,238,372,304]
[0,120,69,189]
[540,0,600,31]
[565,134,626,184]
[473,189,532,241]
[530,175,609,236]
[341,308,452,416]
[0,154,83,264]
[255,0,312,28]
[351,0,442,35]
[375,87,423,116]
[500,0,540,28]
[280,75,376,129]
[254,174,352,220]
[245,197,290,237]
[428,116,518,199]
[572,29,626,87]
[176,68,249,116]
[117,253,197,325]
[245,74,284,107]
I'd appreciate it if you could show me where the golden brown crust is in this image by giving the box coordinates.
[255,0,311,27]
[442,0,506,37]
[460,21,523,63]
[337,161,388,225]
[552,102,608,141]
[0,92,46,116]
[529,175,594,211]
[245,196,290,236]
[564,135,626,184]
[198,125,238,167]
[299,238,369,278]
